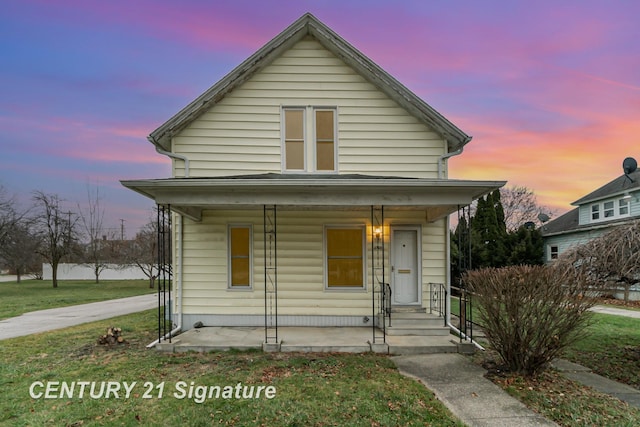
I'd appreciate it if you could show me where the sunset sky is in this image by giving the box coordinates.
[1,0,638,236]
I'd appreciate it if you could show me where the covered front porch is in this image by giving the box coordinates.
[121,173,504,352]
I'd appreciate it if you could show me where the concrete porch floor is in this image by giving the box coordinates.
[155,327,471,355]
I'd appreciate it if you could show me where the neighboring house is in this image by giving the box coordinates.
[541,165,640,261]
[122,14,504,347]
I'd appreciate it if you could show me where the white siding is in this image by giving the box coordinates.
[172,36,445,178]
[180,209,446,318]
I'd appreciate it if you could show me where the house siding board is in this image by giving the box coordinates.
[180,209,445,317]
[172,38,444,179]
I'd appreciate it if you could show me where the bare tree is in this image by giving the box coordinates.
[0,215,41,282]
[127,220,159,288]
[0,185,17,244]
[32,191,78,288]
[566,220,640,302]
[500,186,554,232]
[78,185,109,283]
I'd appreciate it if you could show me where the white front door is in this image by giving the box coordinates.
[391,228,420,305]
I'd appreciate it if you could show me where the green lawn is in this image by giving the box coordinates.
[0,309,464,426]
[0,279,155,320]
[563,313,640,389]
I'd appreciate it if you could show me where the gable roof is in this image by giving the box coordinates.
[148,13,471,152]
[540,206,638,237]
[572,169,640,205]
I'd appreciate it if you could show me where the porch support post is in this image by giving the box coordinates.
[156,204,172,343]
[263,205,279,350]
[371,205,387,346]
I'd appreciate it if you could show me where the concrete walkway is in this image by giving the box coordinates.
[393,354,558,426]
[591,304,640,319]
[0,293,158,340]
[551,359,640,408]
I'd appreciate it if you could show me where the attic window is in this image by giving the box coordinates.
[590,198,630,223]
[619,198,629,215]
[282,106,337,173]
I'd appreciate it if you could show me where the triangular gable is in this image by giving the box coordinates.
[572,169,640,206]
[148,13,471,153]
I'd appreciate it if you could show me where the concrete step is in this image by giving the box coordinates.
[386,326,451,336]
[386,335,459,355]
[390,318,445,327]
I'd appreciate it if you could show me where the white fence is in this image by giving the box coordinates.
[42,263,148,281]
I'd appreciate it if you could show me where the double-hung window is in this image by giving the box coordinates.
[619,198,630,216]
[282,107,337,173]
[228,225,252,288]
[325,226,365,289]
[591,198,631,223]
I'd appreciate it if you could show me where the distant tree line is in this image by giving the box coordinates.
[0,184,162,288]
[451,186,550,284]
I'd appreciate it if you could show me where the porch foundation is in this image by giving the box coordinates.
[154,327,461,355]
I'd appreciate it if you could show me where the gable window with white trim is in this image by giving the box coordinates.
[228,225,253,289]
[590,198,630,223]
[282,106,337,173]
[324,225,365,289]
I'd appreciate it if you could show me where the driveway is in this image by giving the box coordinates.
[0,293,159,340]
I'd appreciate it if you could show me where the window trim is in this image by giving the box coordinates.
[281,107,307,172]
[281,105,338,173]
[313,107,338,173]
[323,224,367,291]
[227,224,253,290]
[619,198,630,216]
[590,198,630,223]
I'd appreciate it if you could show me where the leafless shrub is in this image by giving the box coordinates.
[464,262,601,376]
[564,220,640,302]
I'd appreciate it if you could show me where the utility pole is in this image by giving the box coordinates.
[120,219,125,240]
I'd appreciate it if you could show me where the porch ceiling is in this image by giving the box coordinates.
[121,175,506,222]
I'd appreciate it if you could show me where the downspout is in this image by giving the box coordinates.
[147,213,184,348]
[442,137,483,350]
[148,136,190,178]
[438,136,470,179]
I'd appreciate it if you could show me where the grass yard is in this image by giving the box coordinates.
[474,312,640,426]
[563,312,640,389]
[0,279,155,320]
[0,309,464,426]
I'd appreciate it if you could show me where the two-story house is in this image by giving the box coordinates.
[122,13,504,351]
[541,161,640,261]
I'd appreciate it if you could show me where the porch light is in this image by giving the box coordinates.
[374,227,382,241]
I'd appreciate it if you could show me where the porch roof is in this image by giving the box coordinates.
[121,173,505,222]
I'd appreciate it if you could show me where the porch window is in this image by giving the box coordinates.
[282,106,337,172]
[229,225,252,288]
[325,226,365,288]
